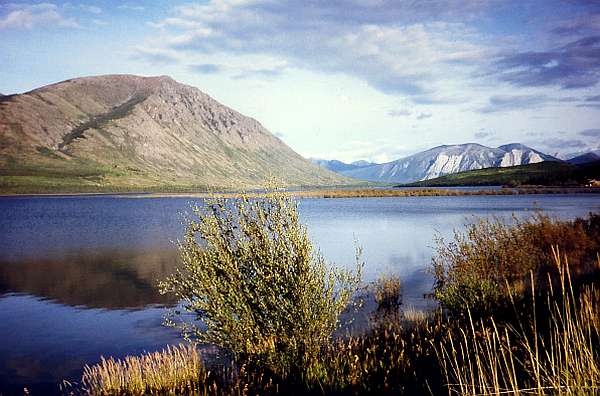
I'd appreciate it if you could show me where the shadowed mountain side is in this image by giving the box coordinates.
[0,248,179,309]
[0,75,350,193]
[567,152,600,165]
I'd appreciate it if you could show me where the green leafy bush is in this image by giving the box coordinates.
[159,188,362,377]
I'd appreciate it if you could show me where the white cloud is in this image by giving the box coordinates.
[148,1,495,102]
[0,3,80,29]
[91,18,108,26]
[131,47,180,65]
[63,3,102,14]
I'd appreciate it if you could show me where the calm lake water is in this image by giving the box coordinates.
[1,194,599,394]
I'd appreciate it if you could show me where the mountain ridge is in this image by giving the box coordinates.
[337,143,558,183]
[567,152,600,165]
[404,160,600,187]
[0,74,349,192]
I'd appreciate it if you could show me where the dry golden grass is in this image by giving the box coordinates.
[437,249,600,395]
[78,344,205,395]
[432,212,600,315]
[403,306,431,324]
[137,186,599,199]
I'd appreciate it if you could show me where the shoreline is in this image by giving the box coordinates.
[1,186,600,199]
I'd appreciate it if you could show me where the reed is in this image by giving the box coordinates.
[78,344,206,395]
[432,212,600,316]
[437,249,600,395]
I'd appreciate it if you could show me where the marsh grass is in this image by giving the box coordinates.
[437,249,600,395]
[370,273,403,329]
[77,344,205,395]
[432,212,600,316]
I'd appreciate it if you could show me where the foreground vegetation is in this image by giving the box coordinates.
[405,160,600,187]
[65,192,600,395]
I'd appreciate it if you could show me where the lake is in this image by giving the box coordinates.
[0,194,599,395]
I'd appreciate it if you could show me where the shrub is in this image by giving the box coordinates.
[159,187,362,377]
[373,273,402,314]
[370,273,403,327]
[432,212,599,315]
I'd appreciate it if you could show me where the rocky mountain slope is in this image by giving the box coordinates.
[0,74,347,192]
[340,143,558,183]
[408,159,600,187]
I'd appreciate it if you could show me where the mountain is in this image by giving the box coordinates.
[0,75,348,193]
[566,152,600,165]
[341,143,558,183]
[560,149,600,161]
[351,160,376,167]
[311,158,376,173]
[406,160,600,187]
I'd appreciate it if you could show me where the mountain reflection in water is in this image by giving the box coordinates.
[0,248,179,309]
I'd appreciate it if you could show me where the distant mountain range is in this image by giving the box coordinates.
[310,159,377,173]
[566,152,600,165]
[0,74,348,193]
[407,160,600,187]
[314,143,560,183]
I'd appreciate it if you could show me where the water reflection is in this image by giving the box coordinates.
[0,294,180,395]
[0,194,598,394]
[0,248,178,309]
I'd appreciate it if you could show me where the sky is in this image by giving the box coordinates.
[1,0,599,163]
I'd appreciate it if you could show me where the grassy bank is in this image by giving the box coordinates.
[64,203,600,395]
[6,186,599,199]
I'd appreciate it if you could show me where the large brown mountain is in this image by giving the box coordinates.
[0,74,348,192]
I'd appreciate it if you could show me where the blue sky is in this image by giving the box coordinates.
[1,0,599,162]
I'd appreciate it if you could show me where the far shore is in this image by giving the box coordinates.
[1,186,600,199]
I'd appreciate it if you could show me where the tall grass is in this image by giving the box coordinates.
[78,344,205,395]
[437,249,600,395]
[432,212,600,316]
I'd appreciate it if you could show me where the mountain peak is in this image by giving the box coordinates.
[0,74,348,191]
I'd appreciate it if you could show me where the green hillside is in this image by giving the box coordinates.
[403,161,600,187]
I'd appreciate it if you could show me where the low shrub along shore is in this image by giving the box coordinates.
[65,190,600,395]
